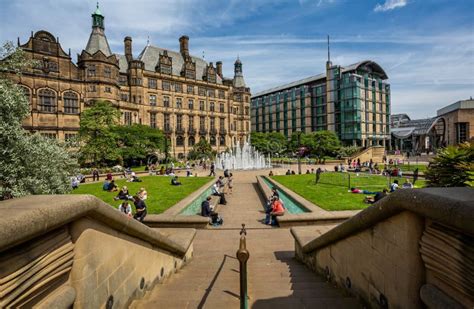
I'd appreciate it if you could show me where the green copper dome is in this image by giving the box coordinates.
[91,2,104,29]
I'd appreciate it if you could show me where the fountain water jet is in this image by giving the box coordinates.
[215,137,271,170]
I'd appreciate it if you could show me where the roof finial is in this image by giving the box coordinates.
[17,37,20,46]
[202,50,205,60]
[97,1,99,9]
[147,35,150,46]
[327,35,330,62]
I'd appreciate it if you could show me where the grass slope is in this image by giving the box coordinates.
[271,173,425,211]
[71,175,213,214]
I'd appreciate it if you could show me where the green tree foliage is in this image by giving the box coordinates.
[188,139,214,160]
[0,42,78,200]
[250,132,287,156]
[288,131,341,161]
[78,100,120,166]
[425,142,474,187]
[111,124,165,166]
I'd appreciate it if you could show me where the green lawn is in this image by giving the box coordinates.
[391,163,428,172]
[271,173,425,211]
[71,175,213,214]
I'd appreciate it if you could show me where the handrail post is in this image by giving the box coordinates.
[236,224,249,309]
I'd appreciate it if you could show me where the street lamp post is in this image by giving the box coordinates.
[297,131,302,174]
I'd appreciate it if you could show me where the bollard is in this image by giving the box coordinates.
[236,224,249,309]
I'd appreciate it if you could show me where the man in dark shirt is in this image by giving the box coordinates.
[209,163,216,176]
[133,196,147,222]
[201,196,213,217]
[366,188,388,204]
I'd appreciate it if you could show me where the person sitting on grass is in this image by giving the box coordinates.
[137,187,148,200]
[365,188,388,204]
[102,179,110,191]
[264,196,285,226]
[390,179,399,192]
[107,180,118,192]
[171,176,182,186]
[133,195,147,222]
[118,201,132,217]
[350,187,376,195]
[402,178,413,189]
[114,186,132,201]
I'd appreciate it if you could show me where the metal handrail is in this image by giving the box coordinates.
[236,224,249,309]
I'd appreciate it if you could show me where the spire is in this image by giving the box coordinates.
[233,56,245,88]
[84,3,112,56]
[327,35,330,62]
[92,2,104,29]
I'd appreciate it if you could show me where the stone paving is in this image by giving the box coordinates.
[131,170,361,308]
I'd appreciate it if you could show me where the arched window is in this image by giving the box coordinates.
[188,136,195,146]
[210,135,216,146]
[63,91,79,114]
[176,136,184,146]
[19,86,31,103]
[38,89,56,112]
[219,135,226,146]
[210,102,215,112]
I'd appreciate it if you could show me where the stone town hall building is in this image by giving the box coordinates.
[8,5,251,158]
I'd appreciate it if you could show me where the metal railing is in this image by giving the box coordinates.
[236,224,249,309]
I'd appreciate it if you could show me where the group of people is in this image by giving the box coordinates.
[200,170,234,226]
[264,187,285,225]
[113,185,148,222]
[350,177,415,205]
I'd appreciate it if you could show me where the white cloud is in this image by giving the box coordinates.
[374,0,408,12]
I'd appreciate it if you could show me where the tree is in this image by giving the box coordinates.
[250,132,287,156]
[425,142,474,187]
[0,42,78,200]
[288,131,341,162]
[111,124,165,166]
[188,139,213,160]
[78,100,120,166]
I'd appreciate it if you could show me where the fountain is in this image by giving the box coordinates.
[215,137,272,170]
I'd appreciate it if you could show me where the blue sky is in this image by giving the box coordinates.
[1,0,473,118]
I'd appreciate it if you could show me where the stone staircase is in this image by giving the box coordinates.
[130,229,361,308]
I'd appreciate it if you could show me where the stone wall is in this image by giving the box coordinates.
[0,195,196,308]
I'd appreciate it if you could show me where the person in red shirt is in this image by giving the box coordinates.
[264,196,285,225]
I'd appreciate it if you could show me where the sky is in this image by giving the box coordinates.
[1,0,473,118]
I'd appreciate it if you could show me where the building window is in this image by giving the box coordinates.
[210,102,215,112]
[175,83,182,93]
[218,90,225,99]
[162,80,171,91]
[150,113,157,128]
[38,89,56,112]
[219,118,225,130]
[189,115,194,129]
[63,91,79,114]
[164,114,171,131]
[176,136,184,146]
[199,101,205,111]
[176,98,183,109]
[88,85,96,92]
[119,75,127,85]
[87,65,96,77]
[219,135,225,146]
[104,66,111,78]
[208,89,215,98]
[160,64,172,75]
[210,135,216,146]
[164,96,170,107]
[41,133,57,139]
[148,78,157,89]
[177,114,183,131]
[121,92,129,101]
[20,86,30,103]
[198,87,206,96]
[245,107,249,115]
[65,133,77,142]
[105,86,111,93]
[149,94,157,106]
[124,112,132,125]
[200,116,206,130]
[187,85,194,94]
[210,117,215,130]
[219,103,225,113]
[188,99,194,110]
[457,122,468,143]
[188,136,195,146]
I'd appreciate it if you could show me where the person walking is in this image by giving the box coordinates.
[315,167,322,184]
[209,163,216,176]
[92,168,99,182]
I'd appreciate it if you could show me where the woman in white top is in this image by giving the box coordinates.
[118,201,132,217]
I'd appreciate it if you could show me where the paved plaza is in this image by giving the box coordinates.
[131,170,360,308]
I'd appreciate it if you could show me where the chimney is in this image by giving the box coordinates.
[179,35,189,58]
[216,61,223,77]
[124,36,132,62]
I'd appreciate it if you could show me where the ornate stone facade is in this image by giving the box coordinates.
[9,5,251,158]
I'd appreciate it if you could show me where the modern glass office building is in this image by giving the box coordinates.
[251,60,391,147]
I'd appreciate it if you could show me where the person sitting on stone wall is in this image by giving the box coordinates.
[264,196,285,225]
[201,196,223,226]
[286,169,291,175]
[133,195,147,222]
[137,187,148,200]
[212,182,226,205]
[118,201,132,217]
